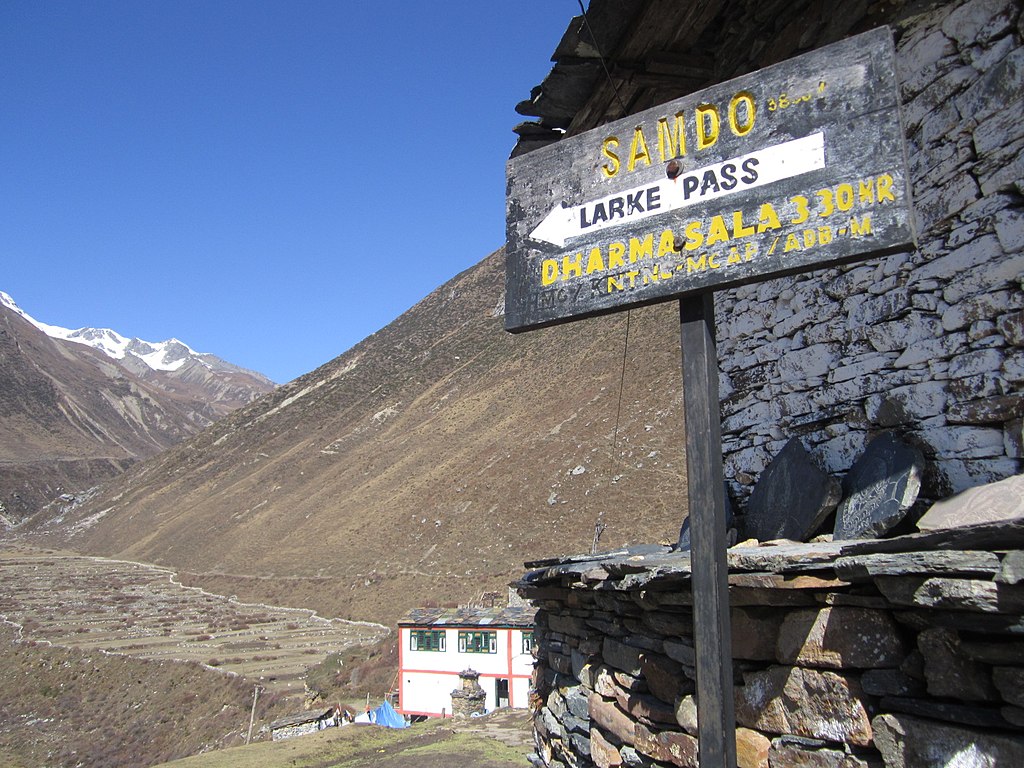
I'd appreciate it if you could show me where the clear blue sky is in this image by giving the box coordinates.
[1,1,574,383]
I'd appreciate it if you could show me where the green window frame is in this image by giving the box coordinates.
[458,630,497,654]
[409,629,446,652]
[521,630,536,654]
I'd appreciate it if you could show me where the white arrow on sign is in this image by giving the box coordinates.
[529,132,826,248]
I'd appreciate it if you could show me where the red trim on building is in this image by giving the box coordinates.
[506,630,515,707]
[399,668,531,680]
[397,628,405,712]
[400,667,461,677]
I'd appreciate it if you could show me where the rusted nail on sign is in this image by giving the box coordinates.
[505,27,915,333]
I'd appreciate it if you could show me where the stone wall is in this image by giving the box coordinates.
[270,717,332,742]
[716,0,1023,506]
[519,524,1024,767]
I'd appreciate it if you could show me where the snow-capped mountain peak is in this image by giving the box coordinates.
[129,337,204,372]
[1,290,201,373]
[1,290,276,520]
[62,326,131,359]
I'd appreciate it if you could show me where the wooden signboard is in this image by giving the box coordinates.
[505,27,914,332]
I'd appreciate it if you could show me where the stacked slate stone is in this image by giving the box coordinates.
[714,0,1023,509]
[520,515,1024,768]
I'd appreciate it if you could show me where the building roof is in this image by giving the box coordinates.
[269,708,336,731]
[511,0,901,158]
[397,605,536,629]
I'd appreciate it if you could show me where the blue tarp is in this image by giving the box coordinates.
[369,699,409,728]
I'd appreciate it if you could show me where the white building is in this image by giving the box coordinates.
[397,606,536,717]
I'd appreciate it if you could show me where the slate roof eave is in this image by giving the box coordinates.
[396,605,537,629]
[514,519,1024,592]
[509,0,647,158]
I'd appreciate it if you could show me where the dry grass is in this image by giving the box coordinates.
[304,634,399,704]
[0,622,295,767]
[24,251,689,628]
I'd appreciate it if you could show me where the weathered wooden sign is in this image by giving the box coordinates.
[505,27,914,332]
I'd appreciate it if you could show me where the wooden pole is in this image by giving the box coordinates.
[246,684,260,745]
[679,294,736,767]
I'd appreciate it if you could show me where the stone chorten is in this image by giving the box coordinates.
[450,668,486,717]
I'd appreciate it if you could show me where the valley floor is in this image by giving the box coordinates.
[0,544,394,766]
[0,544,389,695]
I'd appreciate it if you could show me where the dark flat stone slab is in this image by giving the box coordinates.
[727,540,848,573]
[746,438,841,543]
[879,696,1013,729]
[893,609,1024,635]
[876,576,1024,614]
[524,543,672,569]
[861,668,928,697]
[834,432,925,540]
[836,518,1024,555]
[834,550,1001,580]
[519,520,1024,590]
[961,639,1024,665]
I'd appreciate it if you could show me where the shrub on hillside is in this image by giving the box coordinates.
[305,634,397,703]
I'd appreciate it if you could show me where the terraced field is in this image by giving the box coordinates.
[0,544,389,696]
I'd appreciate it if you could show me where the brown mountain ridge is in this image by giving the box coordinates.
[0,300,275,521]
[19,248,691,625]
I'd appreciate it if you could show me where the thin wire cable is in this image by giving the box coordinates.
[576,0,632,554]
[592,309,630,555]
[611,310,631,452]
[576,0,630,115]
[577,0,630,456]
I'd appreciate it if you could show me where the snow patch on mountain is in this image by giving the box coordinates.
[1,290,203,373]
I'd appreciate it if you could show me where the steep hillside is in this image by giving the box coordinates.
[0,624,294,767]
[22,249,690,625]
[0,300,274,520]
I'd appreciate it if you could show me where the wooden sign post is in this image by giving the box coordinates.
[505,27,914,766]
[680,292,736,765]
